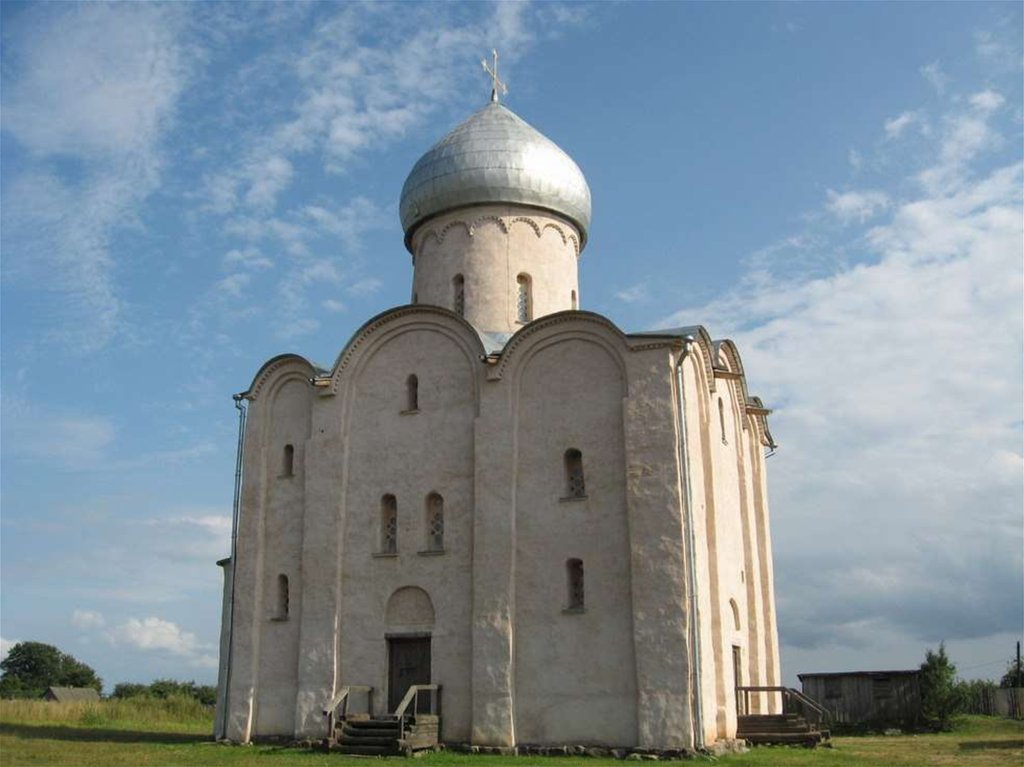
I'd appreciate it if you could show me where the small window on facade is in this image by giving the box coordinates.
[381,494,397,554]
[824,677,842,699]
[567,558,585,610]
[453,274,465,317]
[729,598,741,631]
[282,444,295,476]
[426,493,444,551]
[718,398,728,445]
[564,449,586,498]
[276,574,289,620]
[571,289,578,310]
[405,375,419,412]
[516,274,532,323]
[412,292,418,304]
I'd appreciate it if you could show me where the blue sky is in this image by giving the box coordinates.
[2,2,1021,691]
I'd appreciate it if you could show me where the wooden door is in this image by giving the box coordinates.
[388,637,431,712]
[733,645,744,715]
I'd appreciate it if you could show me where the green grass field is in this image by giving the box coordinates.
[1,698,1021,767]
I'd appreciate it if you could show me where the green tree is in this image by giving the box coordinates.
[919,642,961,730]
[1000,657,1023,689]
[0,641,102,698]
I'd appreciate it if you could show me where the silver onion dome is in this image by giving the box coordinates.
[400,102,592,251]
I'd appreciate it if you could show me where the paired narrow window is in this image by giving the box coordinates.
[406,375,419,412]
[564,449,586,498]
[276,574,289,620]
[452,274,465,317]
[425,493,444,551]
[282,444,294,477]
[566,559,585,610]
[381,494,398,554]
[718,398,728,445]
[516,274,532,323]
[571,290,578,310]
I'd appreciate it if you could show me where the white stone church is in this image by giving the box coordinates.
[215,90,782,752]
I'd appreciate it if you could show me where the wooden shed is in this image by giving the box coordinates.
[43,686,101,703]
[798,670,921,731]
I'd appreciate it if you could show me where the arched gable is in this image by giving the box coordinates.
[323,305,486,400]
[244,354,319,402]
[489,310,630,387]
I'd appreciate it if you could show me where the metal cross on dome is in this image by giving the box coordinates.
[482,49,508,103]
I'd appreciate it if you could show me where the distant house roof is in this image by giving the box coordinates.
[798,670,919,680]
[44,686,101,702]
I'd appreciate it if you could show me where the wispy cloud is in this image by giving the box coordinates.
[1,4,191,353]
[825,189,891,224]
[661,87,1022,653]
[884,110,927,140]
[71,609,107,630]
[615,283,650,304]
[920,60,949,94]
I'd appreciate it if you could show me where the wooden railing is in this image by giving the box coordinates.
[393,684,442,739]
[736,686,832,728]
[322,685,373,742]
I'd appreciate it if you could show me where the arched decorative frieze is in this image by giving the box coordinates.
[508,215,542,238]
[244,354,318,402]
[327,305,486,398]
[412,212,581,258]
[490,310,630,384]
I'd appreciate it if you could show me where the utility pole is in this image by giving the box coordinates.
[1017,640,1021,688]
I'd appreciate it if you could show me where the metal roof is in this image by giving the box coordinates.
[399,102,592,251]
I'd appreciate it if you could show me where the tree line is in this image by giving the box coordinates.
[0,641,215,705]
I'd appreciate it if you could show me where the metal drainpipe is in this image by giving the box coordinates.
[676,339,705,750]
[218,393,248,740]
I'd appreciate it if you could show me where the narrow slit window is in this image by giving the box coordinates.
[276,574,289,619]
[718,398,728,445]
[283,444,295,477]
[381,494,397,554]
[453,274,465,317]
[564,448,585,498]
[567,558,584,610]
[516,274,532,323]
[426,493,444,552]
[406,374,419,412]
[571,290,578,310]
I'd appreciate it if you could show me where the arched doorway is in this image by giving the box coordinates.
[385,586,435,711]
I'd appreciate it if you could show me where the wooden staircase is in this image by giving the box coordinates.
[735,686,832,747]
[737,713,830,746]
[323,684,441,756]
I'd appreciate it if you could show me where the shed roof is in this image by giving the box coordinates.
[45,686,101,702]
[798,670,920,680]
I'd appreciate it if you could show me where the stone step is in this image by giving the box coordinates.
[342,726,402,739]
[743,732,826,746]
[346,718,400,729]
[336,744,402,756]
[338,735,399,748]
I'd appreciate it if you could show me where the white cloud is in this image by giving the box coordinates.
[0,637,18,661]
[107,616,215,667]
[243,155,294,210]
[223,248,273,271]
[884,110,921,139]
[969,89,1005,113]
[71,609,106,630]
[322,299,346,313]
[216,273,251,299]
[825,189,891,224]
[0,4,190,353]
[920,60,949,94]
[660,92,1022,655]
[615,283,650,304]
[346,278,382,297]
